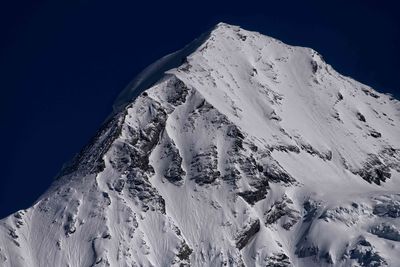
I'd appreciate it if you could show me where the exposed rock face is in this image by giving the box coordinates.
[265,253,292,267]
[0,23,400,267]
[370,223,400,241]
[264,195,300,230]
[373,194,400,218]
[236,219,261,250]
[161,137,186,185]
[345,239,388,267]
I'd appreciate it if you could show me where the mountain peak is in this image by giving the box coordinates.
[214,21,232,28]
[212,21,241,32]
[1,24,400,267]
[113,22,278,112]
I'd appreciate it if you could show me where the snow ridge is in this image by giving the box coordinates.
[1,23,400,267]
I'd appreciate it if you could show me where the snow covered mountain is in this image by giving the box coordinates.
[1,22,400,267]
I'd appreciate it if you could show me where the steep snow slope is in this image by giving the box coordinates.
[1,23,400,267]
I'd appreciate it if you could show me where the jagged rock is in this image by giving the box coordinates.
[373,198,400,218]
[237,182,269,205]
[111,179,125,193]
[176,241,193,265]
[64,213,77,236]
[318,203,370,227]
[165,77,189,106]
[226,125,245,152]
[161,136,186,185]
[370,130,382,138]
[356,112,366,122]
[303,199,321,222]
[270,144,300,154]
[299,143,332,161]
[265,253,292,267]
[8,229,18,239]
[296,245,319,258]
[190,145,220,185]
[352,148,400,185]
[261,161,294,184]
[235,219,260,250]
[323,252,334,264]
[310,60,318,74]
[102,192,111,206]
[126,171,166,213]
[370,223,400,241]
[264,195,300,230]
[379,147,400,172]
[356,154,391,184]
[59,113,125,177]
[345,238,387,267]
[362,88,380,98]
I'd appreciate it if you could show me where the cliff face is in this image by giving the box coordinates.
[1,23,400,267]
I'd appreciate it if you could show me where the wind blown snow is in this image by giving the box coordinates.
[1,22,399,267]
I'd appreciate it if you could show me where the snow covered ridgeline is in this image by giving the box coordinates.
[1,23,400,267]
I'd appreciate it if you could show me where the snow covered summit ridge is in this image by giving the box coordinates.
[1,22,400,267]
[113,22,276,112]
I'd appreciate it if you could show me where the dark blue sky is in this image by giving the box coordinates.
[0,0,399,218]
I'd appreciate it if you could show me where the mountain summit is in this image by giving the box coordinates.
[1,23,400,267]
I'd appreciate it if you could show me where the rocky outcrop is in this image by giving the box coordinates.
[59,113,125,177]
[1,22,399,267]
[264,195,300,230]
[235,219,260,250]
[355,154,391,185]
[345,238,387,267]
[190,145,220,185]
[370,223,400,242]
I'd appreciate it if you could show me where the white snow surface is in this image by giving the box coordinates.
[1,23,400,267]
